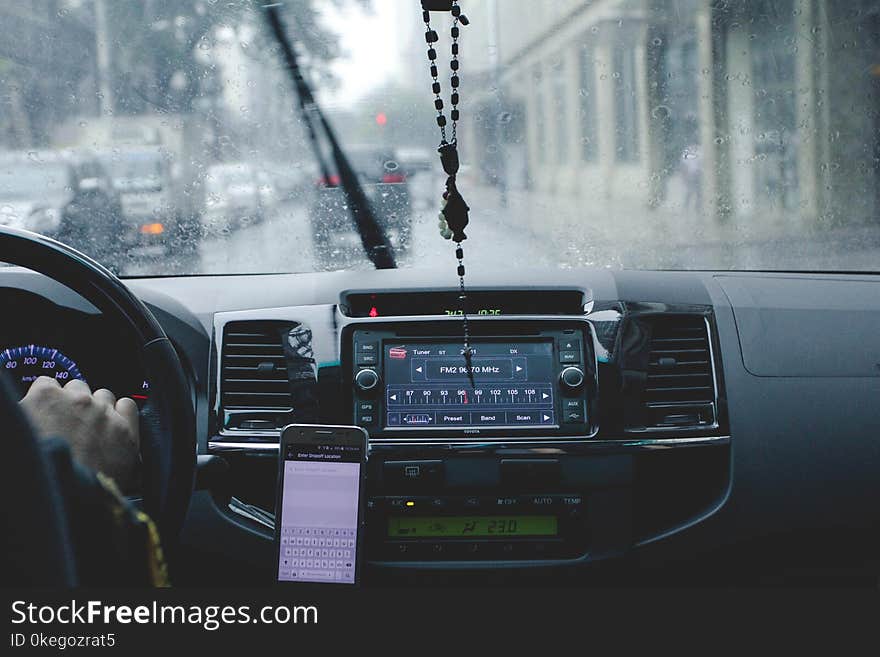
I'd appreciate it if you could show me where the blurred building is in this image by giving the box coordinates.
[461,0,880,226]
[0,0,96,148]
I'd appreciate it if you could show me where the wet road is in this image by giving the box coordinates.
[121,194,558,278]
[121,185,880,277]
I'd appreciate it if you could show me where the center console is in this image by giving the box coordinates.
[341,318,603,563]
[209,291,729,570]
[345,319,599,442]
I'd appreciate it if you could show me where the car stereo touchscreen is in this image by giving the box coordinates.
[346,321,597,440]
[383,341,557,429]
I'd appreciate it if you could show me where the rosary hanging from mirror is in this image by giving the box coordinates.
[421,0,475,384]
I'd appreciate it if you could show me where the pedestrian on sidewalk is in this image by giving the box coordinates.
[681,141,703,215]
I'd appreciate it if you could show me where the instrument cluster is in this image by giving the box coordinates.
[0,288,150,406]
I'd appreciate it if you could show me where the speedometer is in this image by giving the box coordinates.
[0,345,85,395]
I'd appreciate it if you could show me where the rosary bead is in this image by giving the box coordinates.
[430,64,438,77]
[459,14,469,25]
[451,75,459,88]
[435,98,443,110]
[452,43,459,55]
[457,265,466,277]
[451,26,459,38]
[437,115,447,127]
[423,10,430,22]
[451,92,459,105]
[450,59,459,71]
[455,247,464,259]
[432,81,441,94]
[425,29,438,43]
[451,109,459,121]
[451,4,460,16]
[428,47,437,60]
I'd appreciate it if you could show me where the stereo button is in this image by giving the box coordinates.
[508,411,552,424]
[563,404,586,424]
[559,350,580,364]
[559,366,585,391]
[473,412,505,425]
[357,341,378,353]
[559,338,581,352]
[354,368,380,391]
[436,412,470,426]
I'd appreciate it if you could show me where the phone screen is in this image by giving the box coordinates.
[276,427,365,585]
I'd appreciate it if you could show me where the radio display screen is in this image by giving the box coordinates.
[388,516,558,538]
[382,340,557,430]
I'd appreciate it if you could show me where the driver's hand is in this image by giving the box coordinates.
[19,377,140,492]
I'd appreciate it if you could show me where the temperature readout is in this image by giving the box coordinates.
[388,516,559,538]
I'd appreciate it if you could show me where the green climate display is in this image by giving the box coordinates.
[388,516,558,538]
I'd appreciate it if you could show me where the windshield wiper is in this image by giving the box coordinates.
[263,4,397,269]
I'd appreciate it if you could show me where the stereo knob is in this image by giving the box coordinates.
[354,368,380,392]
[559,366,585,390]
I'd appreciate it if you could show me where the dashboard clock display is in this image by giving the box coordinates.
[0,344,85,394]
[388,516,558,538]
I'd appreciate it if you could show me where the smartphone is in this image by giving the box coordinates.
[275,424,368,586]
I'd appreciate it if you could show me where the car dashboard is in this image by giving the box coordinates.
[3,266,879,586]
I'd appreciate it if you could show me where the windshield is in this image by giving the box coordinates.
[1,0,878,275]
[0,163,71,200]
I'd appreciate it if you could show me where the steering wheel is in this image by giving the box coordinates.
[0,226,196,543]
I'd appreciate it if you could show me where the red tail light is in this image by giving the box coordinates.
[381,172,406,184]
[317,174,340,187]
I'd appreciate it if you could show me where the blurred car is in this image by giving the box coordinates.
[309,145,412,268]
[396,145,440,211]
[262,161,312,202]
[202,162,264,234]
[97,147,199,256]
[0,150,124,268]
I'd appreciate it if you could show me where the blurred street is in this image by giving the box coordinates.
[121,190,558,277]
[121,177,880,278]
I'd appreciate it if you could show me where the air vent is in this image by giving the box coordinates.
[220,321,294,428]
[641,315,716,429]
